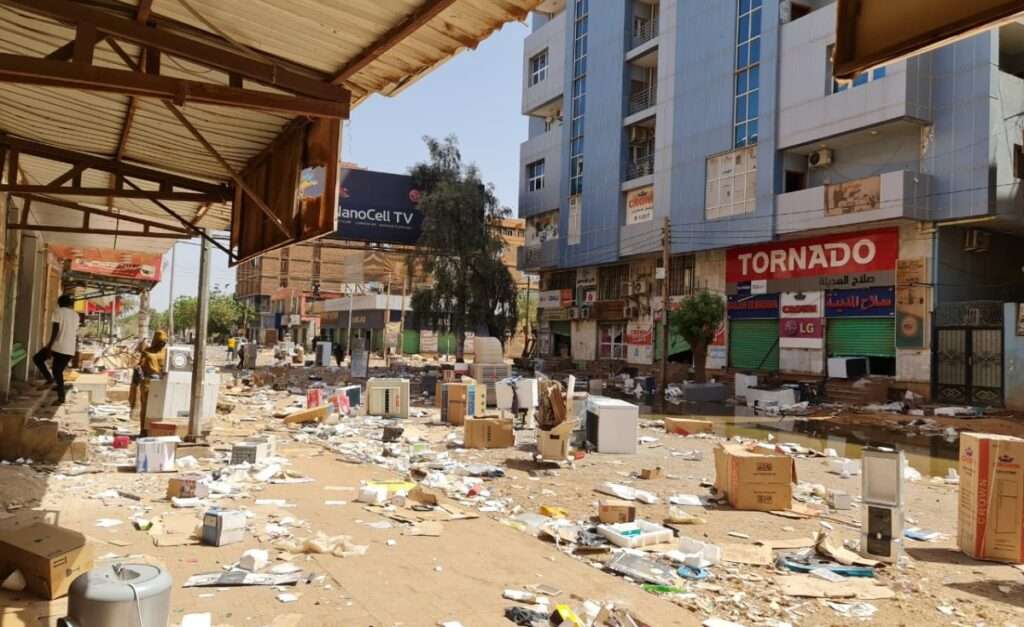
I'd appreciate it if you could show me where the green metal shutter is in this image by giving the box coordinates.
[826,318,895,358]
[654,322,690,360]
[729,320,779,371]
[550,321,572,337]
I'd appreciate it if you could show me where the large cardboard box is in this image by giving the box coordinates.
[463,417,515,449]
[664,417,714,436]
[537,420,575,461]
[0,523,94,599]
[958,433,1024,563]
[714,443,796,511]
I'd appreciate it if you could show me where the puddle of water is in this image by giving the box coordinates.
[616,392,959,477]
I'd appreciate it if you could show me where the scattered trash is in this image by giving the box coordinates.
[827,601,878,618]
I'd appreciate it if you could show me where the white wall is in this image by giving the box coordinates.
[571,320,596,361]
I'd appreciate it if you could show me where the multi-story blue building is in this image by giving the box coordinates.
[518,0,1024,405]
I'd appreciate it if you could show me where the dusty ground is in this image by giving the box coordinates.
[1,354,1023,627]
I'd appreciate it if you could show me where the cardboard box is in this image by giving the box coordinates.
[640,466,663,480]
[664,417,714,436]
[148,421,187,438]
[958,433,1024,563]
[537,420,575,461]
[167,473,209,499]
[714,443,796,511]
[598,499,637,524]
[0,523,94,599]
[201,509,247,547]
[463,417,515,449]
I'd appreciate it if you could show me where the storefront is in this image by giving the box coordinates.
[726,228,899,375]
[593,300,627,361]
[727,294,780,371]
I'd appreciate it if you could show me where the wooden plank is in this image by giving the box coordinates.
[14,193,191,234]
[6,224,187,238]
[0,184,223,202]
[10,0,348,102]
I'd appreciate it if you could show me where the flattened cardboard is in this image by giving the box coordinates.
[598,499,637,524]
[714,443,796,511]
[283,405,329,425]
[664,417,714,436]
[0,523,94,599]
[463,417,515,449]
[958,432,1024,563]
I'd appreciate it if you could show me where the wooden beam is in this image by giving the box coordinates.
[44,164,82,187]
[0,53,349,118]
[332,0,457,84]
[73,22,97,65]
[0,184,225,202]
[0,135,229,197]
[13,193,192,235]
[10,0,349,103]
[164,101,292,238]
[6,223,187,238]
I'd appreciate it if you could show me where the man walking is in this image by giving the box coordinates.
[33,294,79,405]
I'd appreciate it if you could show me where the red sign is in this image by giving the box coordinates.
[727,229,898,284]
[50,246,163,283]
[779,318,824,349]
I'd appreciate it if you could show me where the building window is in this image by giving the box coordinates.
[599,323,626,360]
[734,0,762,147]
[545,270,577,291]
[568,196,582,246]
[706,145,758,220]
[529,49,548,86]
[827,45,887,93]
[569,0,589,196]
[279,250,290,288]
[527,160,545,192]
[598,264,630,300]
[668,255,697,296]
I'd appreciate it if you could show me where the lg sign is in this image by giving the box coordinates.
[727,229,898,283]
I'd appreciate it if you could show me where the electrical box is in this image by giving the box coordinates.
[860,447,905,562]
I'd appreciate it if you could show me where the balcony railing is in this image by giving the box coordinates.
[631,18,658,48]
[628,85,657,114]
[626,154,655,180]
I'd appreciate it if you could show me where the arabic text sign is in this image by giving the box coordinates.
[825,287,895,317]
[727,228,898,293]
[727,294,779,319]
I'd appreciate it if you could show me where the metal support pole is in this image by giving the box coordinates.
[659,217,671,395]
[346,283,354,359]
[397,258,409,356]
[168,243,175,340]
[187,232,211,441]
[384,273,391,366]
[138,289,150,338]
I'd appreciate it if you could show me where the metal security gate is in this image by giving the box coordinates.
[730,319,780,371]
[933,302,1004,406]
[827,318,896,357]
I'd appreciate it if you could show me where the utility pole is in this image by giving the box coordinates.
[397,256,409,357]
[168,244,176,340]
[385,273,392,366]
[346,282,354,360]
[659,217,671,396]
[187,233,211,442]
[524,274,532,353]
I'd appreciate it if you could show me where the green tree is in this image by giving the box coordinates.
[409,135,518,361]
[669,290,725,383]
[148,292,253,341]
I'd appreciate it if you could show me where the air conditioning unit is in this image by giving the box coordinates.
[569,307,580,320]
[631,280,649,296]
[625,304,640,320]
[808,148,834,169]
[579,305,592,320]
[963,229,991,253]
[629,127,652,143]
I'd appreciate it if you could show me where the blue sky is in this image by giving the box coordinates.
[150,20,529,311]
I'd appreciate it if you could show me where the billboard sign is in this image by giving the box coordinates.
[334,169,424,245]
[825,287,896,317]
[50,246,162,283]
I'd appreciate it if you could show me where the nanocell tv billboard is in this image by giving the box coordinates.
[333,168,424,245]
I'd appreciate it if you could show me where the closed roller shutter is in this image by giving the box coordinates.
[550,321,572,337]
[730,319,779,371]
[826,318,895,358]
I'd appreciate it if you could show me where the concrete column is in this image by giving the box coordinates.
[138,289,150,339]
[12,234,40,382]
[188,233,211,440]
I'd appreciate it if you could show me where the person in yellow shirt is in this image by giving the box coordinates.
[226,336,237,362]
[137,330,168,436]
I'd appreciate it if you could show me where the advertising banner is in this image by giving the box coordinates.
[727,228,898,294]
[50,246,162,283]
[334,169,424,245]
[538,290,563,309]
[727,294,779,319]
[626,322,654,365]
[779,318,824,349]
[825,287,896,317]
[625,186,654,225]
[780,291,823,319]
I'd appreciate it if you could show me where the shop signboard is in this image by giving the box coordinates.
[50,246,162,283]
[538,290,562,309]
[779,318,825,349]
[726,228,898,294]
[593,300,627,321]
[780,292,823,319]
[727,294,779,319]
[896,258,928,348]
[626,322,654,365]
[334,169,424,245]
[625,186,654,225]
[825,287,895,317]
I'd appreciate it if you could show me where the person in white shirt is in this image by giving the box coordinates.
[32,294,79,405]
